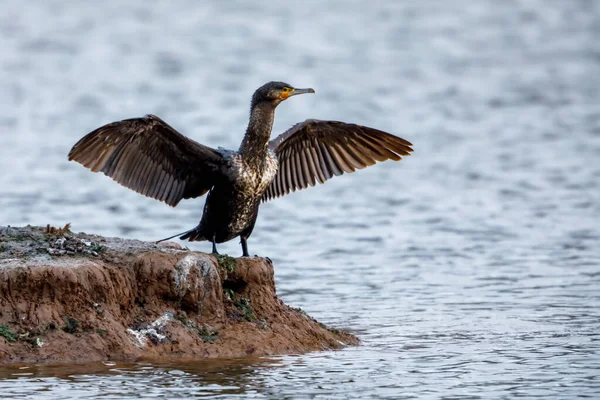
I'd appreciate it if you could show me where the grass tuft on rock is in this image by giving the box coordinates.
[215,254,236,278]
[234,297,256,322]
[0,325,18,342]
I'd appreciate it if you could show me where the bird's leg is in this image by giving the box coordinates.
[240,236,249,257]
[211,234,219,255]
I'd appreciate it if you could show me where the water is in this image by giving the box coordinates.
[1,0,600,398]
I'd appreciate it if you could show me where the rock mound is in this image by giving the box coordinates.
[0,226,357,364]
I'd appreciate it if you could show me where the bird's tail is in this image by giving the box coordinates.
[155,226,206,244]
[179,226,206,242]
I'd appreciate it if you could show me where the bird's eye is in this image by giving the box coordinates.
[282,87,292,92]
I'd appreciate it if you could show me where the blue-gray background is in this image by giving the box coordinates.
[1,0,599,398]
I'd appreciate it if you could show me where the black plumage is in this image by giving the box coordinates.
[68,81,413,256]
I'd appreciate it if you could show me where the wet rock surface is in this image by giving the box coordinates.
[0,226,357,364]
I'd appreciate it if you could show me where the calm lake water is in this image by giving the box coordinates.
[1,0,600,398]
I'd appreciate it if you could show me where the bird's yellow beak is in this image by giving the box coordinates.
[281,87,315,100]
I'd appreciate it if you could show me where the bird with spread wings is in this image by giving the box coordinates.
[68,81,412,256]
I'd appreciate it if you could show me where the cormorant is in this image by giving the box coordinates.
[68,81,413,256]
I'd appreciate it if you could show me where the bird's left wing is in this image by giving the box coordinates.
[263,119,413,201]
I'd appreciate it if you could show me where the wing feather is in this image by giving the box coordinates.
[319,141,342,177]
[284,153,293,193]
[124,150,144,187]
[328,142,355,173]
[154,169,167,200]
[293,151,306,189]
[309,146,326,184]
[302,148,317,187]
[162,178,176,205]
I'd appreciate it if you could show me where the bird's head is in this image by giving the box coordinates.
[251,81,315,109]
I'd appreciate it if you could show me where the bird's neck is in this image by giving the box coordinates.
[238,101,276,167]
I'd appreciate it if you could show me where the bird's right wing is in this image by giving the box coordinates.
[68,114,225,207]
[263,119,413,201]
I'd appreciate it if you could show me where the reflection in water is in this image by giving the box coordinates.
[0,358,284,398]
[1,0,600,398]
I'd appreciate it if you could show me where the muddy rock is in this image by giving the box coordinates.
[0,226,357,364]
